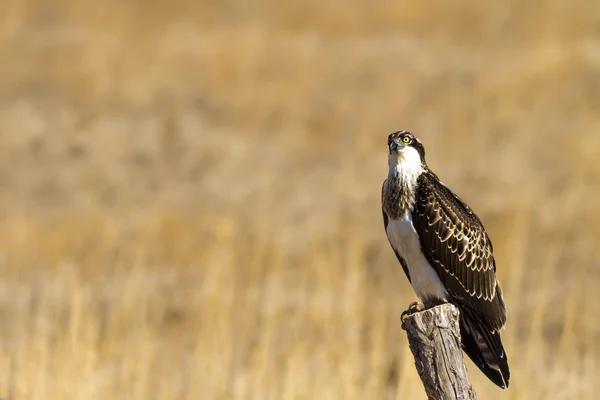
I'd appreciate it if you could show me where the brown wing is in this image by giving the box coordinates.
[411,171,506,330]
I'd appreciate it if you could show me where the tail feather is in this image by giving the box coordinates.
[459,307,510,389]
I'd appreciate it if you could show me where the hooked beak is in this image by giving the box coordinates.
[389,141,400,153]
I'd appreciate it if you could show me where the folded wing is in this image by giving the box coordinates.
[411,171,510,388]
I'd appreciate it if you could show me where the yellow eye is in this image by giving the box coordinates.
[402,136,410,143]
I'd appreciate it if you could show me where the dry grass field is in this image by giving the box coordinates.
[0,0,599,399]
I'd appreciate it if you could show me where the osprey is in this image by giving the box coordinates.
[381,131,510,389]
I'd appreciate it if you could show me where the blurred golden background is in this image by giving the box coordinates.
[0,0,599,399]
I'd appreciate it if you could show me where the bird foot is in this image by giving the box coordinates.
[401,301,425,329]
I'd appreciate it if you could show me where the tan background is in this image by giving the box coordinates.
[0,0,599,398]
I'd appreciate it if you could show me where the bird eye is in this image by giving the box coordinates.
[402,136,411,143]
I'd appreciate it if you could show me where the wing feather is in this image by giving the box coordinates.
[411,171,506,329]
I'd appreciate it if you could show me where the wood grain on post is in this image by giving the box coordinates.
[402,303,477,400]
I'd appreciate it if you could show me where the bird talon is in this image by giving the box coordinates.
[400,301,425,328]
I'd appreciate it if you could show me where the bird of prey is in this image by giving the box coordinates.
[381,131,509,389]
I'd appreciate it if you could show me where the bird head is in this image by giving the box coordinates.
[387,131,426,170]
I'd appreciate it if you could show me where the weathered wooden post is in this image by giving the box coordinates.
[402,303,476,400]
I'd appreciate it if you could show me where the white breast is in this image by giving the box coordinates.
[386,213,448,302]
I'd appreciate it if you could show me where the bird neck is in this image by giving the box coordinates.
[388,159,422,190]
